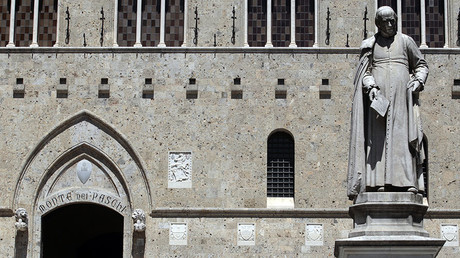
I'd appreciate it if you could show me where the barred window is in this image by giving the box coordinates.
[165,0,184,46]
[38,0,57,47]
[267,131,294,198]
[295,0,314,47]
[141,0,160,46]
[272,0,290,47]
[117,0,137,46]
[15,0,34,47]
[0,0,10,47]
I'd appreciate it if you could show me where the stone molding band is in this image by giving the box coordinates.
[0,47,459,55]
[152,208,460,219]
[151,208,350,218]
[1,207,460,218]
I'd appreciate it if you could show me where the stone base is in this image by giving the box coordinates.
[334,192,445,257]
[349,192,429,237]
[335,236,445,258]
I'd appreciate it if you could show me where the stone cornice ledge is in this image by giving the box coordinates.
[425,209,460,219]
[150,208,460,219]
[0,47,458,55]
[151,208,350,218]
[0,208,14,217]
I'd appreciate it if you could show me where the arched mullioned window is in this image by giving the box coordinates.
[118,0,183,47]
[425,0,445,48]
[141,0,161,46]
[117,0,137,46]
[10,0,57,47]
[377,0,445,47]
[248,0,315,47]
[267,131,294,198]
[38,0,57,46]
[272,0,290,47]
[164,0,184,46]
[295,0,315,47]
[248,0,267,47]
[0,0,10,47]
[14,0,34,46]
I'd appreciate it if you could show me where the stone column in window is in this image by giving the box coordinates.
[244,0,249,47]
[313,0,318,47]
[113,0,119,47]
[181,0,188,47]
[374,0,378,34]
[265,0,273,47]
[443,0,448,48]
[397,0,402,34]
[420,0,428,48]
[31,0,39,47]
[289,0,296,47]
[6,0,15,47]
[158,0,166,47]
[134,0,142,47]
[53,0,60,47]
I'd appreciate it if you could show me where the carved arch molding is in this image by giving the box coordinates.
[12,110,151,257]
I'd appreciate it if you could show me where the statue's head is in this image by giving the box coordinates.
[375,6,397,38]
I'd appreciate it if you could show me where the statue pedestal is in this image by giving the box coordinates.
[335,192,445,257]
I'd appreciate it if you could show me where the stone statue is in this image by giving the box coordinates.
[15,208,28,231]
[347,6,428,200]
[132,209,146,232]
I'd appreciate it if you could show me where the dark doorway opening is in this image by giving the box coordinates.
[42,203,123,258]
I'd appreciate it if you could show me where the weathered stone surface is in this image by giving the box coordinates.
[0,0,460,257]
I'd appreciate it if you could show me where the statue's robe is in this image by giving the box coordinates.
[347,33,428,200]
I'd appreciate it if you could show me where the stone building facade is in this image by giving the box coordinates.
[0,0,459,257]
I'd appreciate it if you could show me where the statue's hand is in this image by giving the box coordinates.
[369,88,378,101]
[409,80,421,92]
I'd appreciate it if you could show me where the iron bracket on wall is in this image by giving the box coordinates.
[231,6,236,45]
[193,6,199,45]
[100,7,105,47]
[457,8,460,47]
[325,7,331,45]
[363,6,369,40]
[65,7,70,44]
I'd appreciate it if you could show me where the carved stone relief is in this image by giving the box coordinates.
[305,224,323,246]
[237,223,255,246]
[441,224,459,247]
[76,159,92,184]
[15,208,28,231]
[132,209,146,232]
[169,222,188,245]
[168,152,192,188]
[37,189,128,215]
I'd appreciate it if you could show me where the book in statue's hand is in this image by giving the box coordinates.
[370,91,389,117]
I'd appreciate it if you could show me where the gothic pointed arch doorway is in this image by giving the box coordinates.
[42,204,123,258]
[12,111,151,256]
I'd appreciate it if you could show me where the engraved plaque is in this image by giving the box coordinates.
[168,152,192,188]
[237,223,255,246]
[76,159,92,184]
[441,224,458,247]
[170,222,187,245]
[305,224,323,246]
